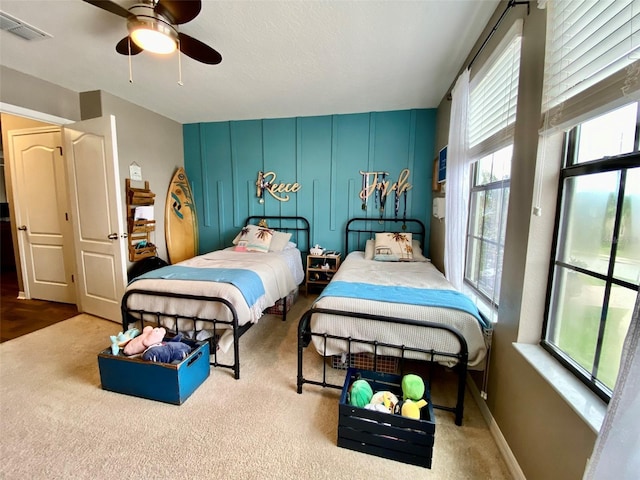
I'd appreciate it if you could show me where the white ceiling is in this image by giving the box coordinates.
[0,0,499,124]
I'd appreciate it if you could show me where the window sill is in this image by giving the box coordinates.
[513,343,607,433]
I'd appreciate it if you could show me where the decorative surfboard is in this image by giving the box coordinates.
[165,167,198,264]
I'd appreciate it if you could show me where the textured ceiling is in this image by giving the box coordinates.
[0,0,499,124]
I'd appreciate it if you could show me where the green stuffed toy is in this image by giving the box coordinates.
[349,379,373,408]
[401,373,425,401]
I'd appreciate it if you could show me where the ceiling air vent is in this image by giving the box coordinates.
[0,11,52,41]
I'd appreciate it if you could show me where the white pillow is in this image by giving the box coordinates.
[364,239,375,260]
[284,241,297,250]
[411,240,430,262]
[269,231,292,252]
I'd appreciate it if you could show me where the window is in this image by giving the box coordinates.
[465,145,511,310]
[542,103,640,400]
[462,28,521,317]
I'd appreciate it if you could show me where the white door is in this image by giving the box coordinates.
[63,115,127,322]
[8,127,76,303]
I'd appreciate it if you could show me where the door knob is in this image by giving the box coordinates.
[107,233,118,240]
[17,225,27,231]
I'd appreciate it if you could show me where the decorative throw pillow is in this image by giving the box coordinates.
[366,237,428,261]
[233,224,273,253]
[269,230,293,252]
[373,232,413,261]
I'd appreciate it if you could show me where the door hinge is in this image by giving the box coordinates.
[57,146,63,155]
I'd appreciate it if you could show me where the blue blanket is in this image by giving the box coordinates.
[318,281,488,329]
[131,266,265,306]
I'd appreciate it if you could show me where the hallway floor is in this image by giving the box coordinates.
[0,270,78,342]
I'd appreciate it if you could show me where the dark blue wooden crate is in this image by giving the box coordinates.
[97,339,210,405]
[338,368,435,468]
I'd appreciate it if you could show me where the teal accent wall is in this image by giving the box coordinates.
[183,109,437,255]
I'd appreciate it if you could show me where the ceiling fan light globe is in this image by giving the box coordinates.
[128,17,177,54]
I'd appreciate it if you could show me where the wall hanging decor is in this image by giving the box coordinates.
[255,171,301,203]
[359,168,413,220]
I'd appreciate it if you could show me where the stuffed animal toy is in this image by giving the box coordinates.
[142,340,191,363]
[109,328,140,355]
[367,390,398,413]
[123,325,166,356]
[349,379,373,408]
[401,373,425,401]
[399,398,428,419]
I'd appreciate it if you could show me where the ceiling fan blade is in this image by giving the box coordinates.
[83,0,130,18]
[156,0,201,25]
[115,36,143,56]
[178,33,222,65]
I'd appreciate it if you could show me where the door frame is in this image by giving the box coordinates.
[0,103,73,298]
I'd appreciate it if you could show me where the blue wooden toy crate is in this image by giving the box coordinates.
[338,368,435,468]
[97,339,210,405]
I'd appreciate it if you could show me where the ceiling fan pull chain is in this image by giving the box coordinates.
[128,38,134,83]
[178,38,183,86]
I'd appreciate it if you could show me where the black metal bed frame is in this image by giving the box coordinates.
[121,215,310,380]
[296,217,471,426]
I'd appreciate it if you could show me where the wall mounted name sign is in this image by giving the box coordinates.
[256,171,301,203]
[359,168,412,218]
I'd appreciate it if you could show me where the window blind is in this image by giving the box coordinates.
[468,35,522,150]
[543,0,640,113]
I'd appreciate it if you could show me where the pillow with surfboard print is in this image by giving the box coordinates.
[233,224,273,253]
[373,232,413,262]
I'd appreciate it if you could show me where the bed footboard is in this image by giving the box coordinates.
[121,289,246,379]
[296,307,469,426]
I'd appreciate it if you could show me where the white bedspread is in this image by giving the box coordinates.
[125,247,301,351]
[311,251,489,368]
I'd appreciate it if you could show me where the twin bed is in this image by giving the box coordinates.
[297,218,491,425]
[121,216,309,379]
[121,215,490,426]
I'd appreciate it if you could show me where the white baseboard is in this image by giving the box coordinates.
[467,376,527,480]
[17,291,27,300]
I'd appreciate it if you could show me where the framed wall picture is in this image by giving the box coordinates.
[438,146,447,183]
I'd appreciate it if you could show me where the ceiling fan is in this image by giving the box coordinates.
[83,0,222,65]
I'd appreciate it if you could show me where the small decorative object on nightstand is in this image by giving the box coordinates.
[305,252,341,293]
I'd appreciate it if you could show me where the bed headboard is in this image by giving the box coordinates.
[245,216,310,254]
[345,217,426,254]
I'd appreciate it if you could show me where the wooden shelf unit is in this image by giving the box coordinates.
[305,254,341,293]
[126,179,157,262]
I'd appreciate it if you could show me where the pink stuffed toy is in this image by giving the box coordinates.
[123,325,166,356]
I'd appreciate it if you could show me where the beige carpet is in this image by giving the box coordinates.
[0,297,512,480]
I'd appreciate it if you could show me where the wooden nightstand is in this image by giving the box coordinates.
[305,254,341,293]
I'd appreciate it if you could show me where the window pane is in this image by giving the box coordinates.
[557,171,621,275]
[492,145,512,180]
[614,167,640,284]
[576,103,637,163]
[474,145,513,186]
[476,156,494,186]
[483,188,503,243]
[468,191,485,237]
[599,285,637,390]
[500,186,510,244]
[478,240,498,299]
[465,236,480,284]
[548,268,605,375]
